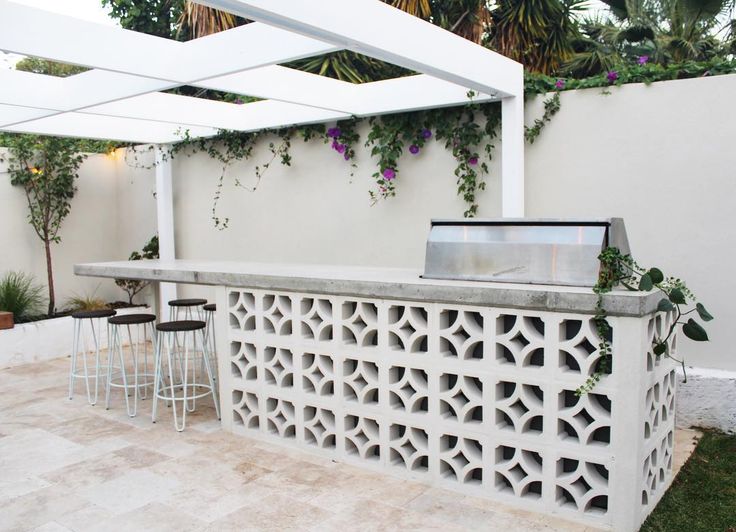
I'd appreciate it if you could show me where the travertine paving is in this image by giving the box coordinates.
[0,357,701,532]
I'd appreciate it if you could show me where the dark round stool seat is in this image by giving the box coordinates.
[156,320,206,332]
[203,303,216,312]
[168,298,207,307]
[108,313,156,326]
[72,309,116,320]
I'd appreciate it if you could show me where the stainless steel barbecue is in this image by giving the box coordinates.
[423,218,630,287]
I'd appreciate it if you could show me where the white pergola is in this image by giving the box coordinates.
[0,0,525,305]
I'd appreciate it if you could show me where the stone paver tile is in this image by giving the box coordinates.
[112,444,171,468]
[0,429,88,477]
[405,487,500,528]
[163,478,271,523]
[674,427,702,475]
[78,469,180,514]
[0,484,88,532]
[47,415,139,445]
[86,502,208,532]
[149,452,267,491]
[30,522,74,532]
[0,475,51,502]
[206,494,334,531]
[41,453,141,491]
[54,504,115,532]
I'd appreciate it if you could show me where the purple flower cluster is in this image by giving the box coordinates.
[331,139,345,154]
[607,70,619,83]
[468,156,478,166]
[421,128,432,139]
[555,79,565,90]
[382,168,396,180]
[409,144,420,155]
[638,55,649,65]
[327,127,342,138]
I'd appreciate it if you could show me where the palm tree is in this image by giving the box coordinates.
[488,0,586,74]
[567,0,735,75]
[180,0,586,78]
[177,1,242,39]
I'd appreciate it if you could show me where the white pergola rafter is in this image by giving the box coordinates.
[0,0,526,285]
[0,0,526,311]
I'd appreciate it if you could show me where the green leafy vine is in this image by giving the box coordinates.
[576,247,714,396]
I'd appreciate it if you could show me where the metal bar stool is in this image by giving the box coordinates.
[105,313,157,417]
[203,303,217,381]
[167,298,207,411]
[68,309,117,405]
[152,319,220,431]
[168,298,207,321]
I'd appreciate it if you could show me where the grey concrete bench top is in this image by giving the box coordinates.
[75,259,663,317]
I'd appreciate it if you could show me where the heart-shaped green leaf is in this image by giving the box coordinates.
[657,299,675,312]
[696,303,714,322]
[669,288,686,305]
[639,273,653,291]
[682,319,708,342]
[648,268,664,284]
[653,342,667,355]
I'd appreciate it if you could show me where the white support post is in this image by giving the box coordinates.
[155,144,177,318]
[501,87,525,217]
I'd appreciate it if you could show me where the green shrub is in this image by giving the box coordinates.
[0,271,45,321]
[66,294,109,312]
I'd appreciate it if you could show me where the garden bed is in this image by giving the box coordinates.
[0,305,150,369]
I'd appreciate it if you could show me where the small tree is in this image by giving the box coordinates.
[115,236,160,305]
[1,135,87,316]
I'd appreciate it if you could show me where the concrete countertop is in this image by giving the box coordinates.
[75,259,662,317]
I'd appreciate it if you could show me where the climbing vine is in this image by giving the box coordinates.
[576,247,713,396]
[115,59,736,229]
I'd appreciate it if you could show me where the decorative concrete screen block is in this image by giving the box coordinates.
[219,288,676,531]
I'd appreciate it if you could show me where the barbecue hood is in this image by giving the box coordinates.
[423,218,630,287]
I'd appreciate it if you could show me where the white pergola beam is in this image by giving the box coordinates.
[0,1,338,82]
[0,0,525,214]
[84,94,350,132]
[1,111,218,144]
[194,65,360,113]
[197,0,523,98]
[0,68,497,143]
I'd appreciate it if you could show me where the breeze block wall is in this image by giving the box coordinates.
[216,286,677,531]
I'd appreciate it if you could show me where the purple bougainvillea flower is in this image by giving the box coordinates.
[409,144,420,154]
[555,79,565,89]
[468,157,478,166]
[344,152,350,161]
[336,144,346,154]
[327,127,342,138]
[607,70,619,83]
[638,55,649,65]
[331,139,339,150]
[383,168,396,180]
[421,128,432,139]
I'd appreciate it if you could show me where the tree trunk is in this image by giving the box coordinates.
[44,238,55,317]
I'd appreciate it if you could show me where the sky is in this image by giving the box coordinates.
[0,0,612,69]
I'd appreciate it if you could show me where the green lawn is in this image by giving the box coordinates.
[642,430,736,532]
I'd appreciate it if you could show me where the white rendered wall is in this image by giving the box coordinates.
[524,74,736,372]
[0,149,124,307]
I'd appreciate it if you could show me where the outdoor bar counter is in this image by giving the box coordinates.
[75,259,676,531]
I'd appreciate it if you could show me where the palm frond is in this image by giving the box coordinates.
[179,2,240,38]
